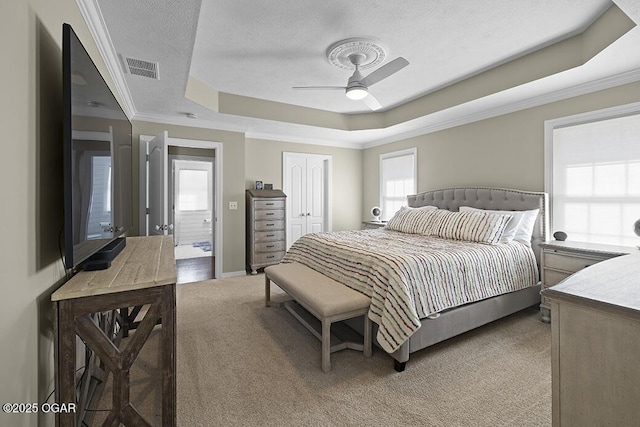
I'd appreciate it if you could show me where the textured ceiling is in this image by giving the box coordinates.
[92,0,640,147]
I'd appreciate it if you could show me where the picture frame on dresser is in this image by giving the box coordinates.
[539,240,636,322]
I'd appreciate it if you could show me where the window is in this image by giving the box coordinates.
[379,148,417,221]
[178,169,209,211]
[546,105,640,246]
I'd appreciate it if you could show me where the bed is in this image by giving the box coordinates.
[282,187,548,371]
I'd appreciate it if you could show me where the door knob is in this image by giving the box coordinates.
[307,213,311,216]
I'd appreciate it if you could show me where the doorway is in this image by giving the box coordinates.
[169,154,215,282]
[140,132,223,281]
[169,154,214,259]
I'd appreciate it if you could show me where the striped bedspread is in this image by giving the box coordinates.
[281,229,539,353]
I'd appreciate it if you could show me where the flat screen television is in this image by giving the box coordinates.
[63,23,132,271]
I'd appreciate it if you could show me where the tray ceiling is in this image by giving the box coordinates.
[90,0,640,147]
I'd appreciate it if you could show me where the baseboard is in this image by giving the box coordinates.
[221,270,249,278]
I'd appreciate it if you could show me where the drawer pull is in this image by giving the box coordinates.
[266,234,274,237]
[266,213,274,216]
[266,244,274,248]
[266,203,274,205]
[267,255,275,259]
[266,223,274,227]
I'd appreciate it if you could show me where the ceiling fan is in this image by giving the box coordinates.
[292,38,409,111]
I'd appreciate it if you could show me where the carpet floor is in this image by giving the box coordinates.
[93,273,552,426]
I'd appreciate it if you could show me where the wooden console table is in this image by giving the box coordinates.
[52,235,177,426]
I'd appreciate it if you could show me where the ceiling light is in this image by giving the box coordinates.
[346,86,368,100]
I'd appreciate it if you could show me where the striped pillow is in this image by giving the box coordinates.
[384,206,438,235]
[429,210,512,244]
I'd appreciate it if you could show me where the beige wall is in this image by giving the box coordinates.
[132,121,246,274]
[245,138,363,231]
[0,1,109,425]
[363,81,640,220]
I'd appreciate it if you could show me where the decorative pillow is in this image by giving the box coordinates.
[459,206,539,244]
[459,206,522,243]
[429,210,512,244]
[384,206,438,235]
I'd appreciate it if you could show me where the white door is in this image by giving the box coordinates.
[306,155,326,234]
[285,154,307,245]
[147,132,169,236]
[283,152,331,249]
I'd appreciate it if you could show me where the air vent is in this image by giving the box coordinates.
[124,56,159,79]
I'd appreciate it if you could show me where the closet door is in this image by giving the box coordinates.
[283,152,331,249]
[284,154,307,246]
[305,155,326,234]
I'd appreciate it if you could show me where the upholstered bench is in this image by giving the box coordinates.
[264,262,372,373]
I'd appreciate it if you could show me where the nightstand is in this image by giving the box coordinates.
[362,221,386,230]
[539,240,636,322]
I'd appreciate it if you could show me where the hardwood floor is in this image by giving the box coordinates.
[176,256,215,284]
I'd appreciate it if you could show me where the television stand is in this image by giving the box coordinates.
[52,235,177,426]
[82,237,127,271]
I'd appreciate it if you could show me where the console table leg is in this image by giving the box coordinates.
[161,284,177,425]
[57,300,77,427]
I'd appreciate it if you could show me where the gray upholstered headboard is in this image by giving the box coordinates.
[407,187,548,266]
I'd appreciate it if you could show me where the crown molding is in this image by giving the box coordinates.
[362,67,640,149]
[132,112,247,135]
[134,66,640,151]
[75,0,136,118]
[244,130,364,150]
[133,112,364,149]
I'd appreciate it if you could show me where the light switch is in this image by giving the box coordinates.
[229,201,238,210]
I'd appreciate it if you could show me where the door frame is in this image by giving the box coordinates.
[169,155,215,252]
[140,133,223,279]
[282,152,332,249]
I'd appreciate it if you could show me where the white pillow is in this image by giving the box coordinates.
[513,208,539,243]
[459,206,539,243]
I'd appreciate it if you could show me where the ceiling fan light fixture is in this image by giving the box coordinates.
[346,86,368,100]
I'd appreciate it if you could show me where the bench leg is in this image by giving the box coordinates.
[265,275,271,307]
[363,312,372,358]
[322,319,331,373]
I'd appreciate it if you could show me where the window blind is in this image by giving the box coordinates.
[551,114,640,246]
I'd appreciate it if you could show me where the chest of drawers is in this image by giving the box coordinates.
[246,189,287,274]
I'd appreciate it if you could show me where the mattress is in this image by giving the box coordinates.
[282,229,539,353]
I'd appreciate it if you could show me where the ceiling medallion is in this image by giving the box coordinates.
[326,37,386,70]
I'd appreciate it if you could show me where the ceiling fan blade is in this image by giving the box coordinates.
[292,86,346,90]
[362,93,382,111]
[360,57,409,87]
